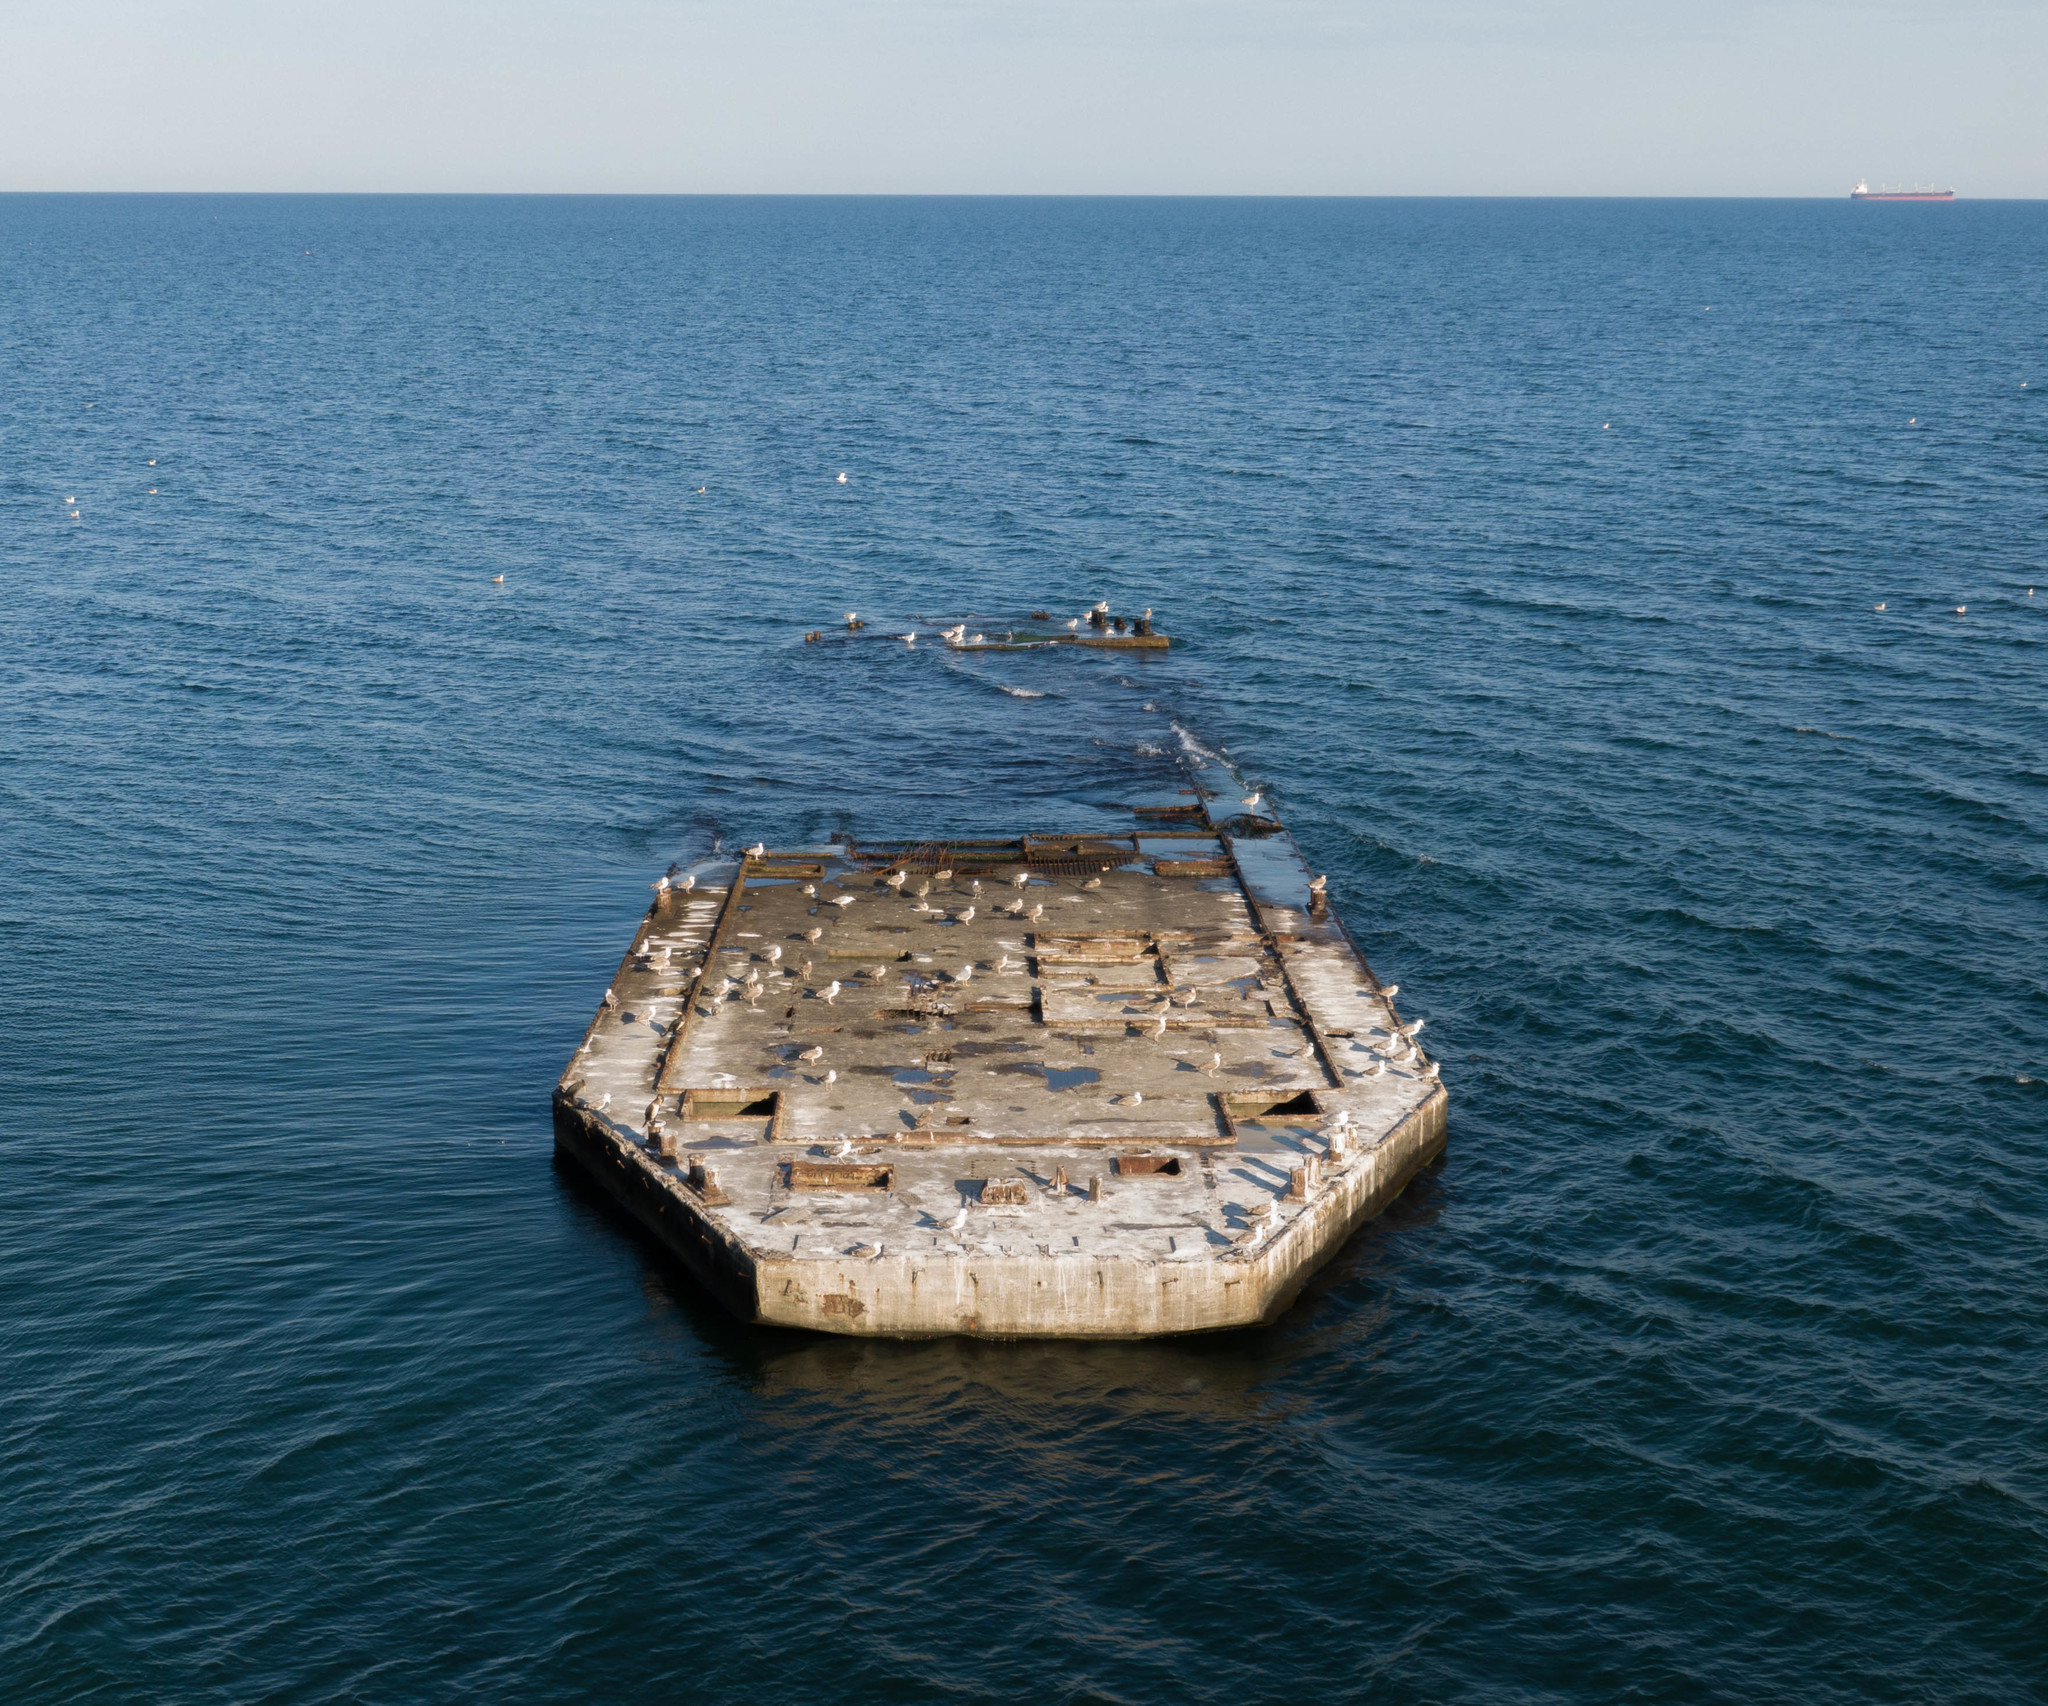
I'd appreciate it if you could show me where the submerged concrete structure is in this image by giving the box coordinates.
[554,755,1446,1337]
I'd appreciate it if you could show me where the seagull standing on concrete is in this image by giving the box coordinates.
[677,874,696,893]
[1012,871,1031,889]
[1028,903,1045,921]
[1206,1050,1223,1075]
[1080,876,1102,891]
[823,980,841,1005]
[825,1069,837,1084]
[799,1045,825,1063]
[1380,983,1399,1000]
[652,875,670,895]
[1152,1014,1168,1038]
[805,925,824,942]
[832,895,855,910]
[802,883,817,898]
[1242,792,1263,813]
[765,944,783,966]
[601,987,617,1011]
[957,905,975,925]
[886,870,908,891]
[955,964,974,984]
[746,843,766,858]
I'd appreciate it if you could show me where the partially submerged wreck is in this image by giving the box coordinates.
[554,749,1446,1338]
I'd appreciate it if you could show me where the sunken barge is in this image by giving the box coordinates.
[554,748,1447,1338]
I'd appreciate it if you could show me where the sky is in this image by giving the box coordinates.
[0,0,2039,195]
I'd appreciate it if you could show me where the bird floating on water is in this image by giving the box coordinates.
[1956,606,1967,615]
[1874,603,1886,611]
[492,575,504,584]
[837,472,848,484]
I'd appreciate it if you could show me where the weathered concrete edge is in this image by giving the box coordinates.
[553,1082,1449,1340]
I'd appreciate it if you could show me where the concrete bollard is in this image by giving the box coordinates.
[1088,1175,1101,1203]
[1288,1166,1308,1201]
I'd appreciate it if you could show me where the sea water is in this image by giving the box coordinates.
[2,195,2043,1702]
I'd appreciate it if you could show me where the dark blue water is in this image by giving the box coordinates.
[4,196,2044,1703]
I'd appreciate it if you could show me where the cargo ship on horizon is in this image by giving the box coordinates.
[1851,181,1954,201]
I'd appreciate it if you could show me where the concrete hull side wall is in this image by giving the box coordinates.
[551,1092,764,1324]
[554,1086,1448,1342]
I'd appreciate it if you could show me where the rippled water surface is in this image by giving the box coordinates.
[3,196,2045,1703]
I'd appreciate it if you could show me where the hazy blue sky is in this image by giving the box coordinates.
[1,0,2038,195]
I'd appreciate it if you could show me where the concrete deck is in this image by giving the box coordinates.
[554,765,1446,1337]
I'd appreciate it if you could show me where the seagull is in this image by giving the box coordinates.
[904,631,916,644]
[885,870,908,891]
[1066,618,1080,630]
[799,959,814,980]
[1380,983,1400,999]
[1308,874,1327,894]
[825,1069,837,1084]
[1205,1050,1223,1075]
[765,944,783,965]
[837,472,848,484]
[970,880,983,897]
[1956,606,1967,615]
[864,965,888,979]
[845,612,858,625]
[1422,1059,1442,1079]
[1080,876,1101,892]
[652,875,670,893]
[944,1206,968,1233]
[803,883,817,898]
[915,882,931,901]
[677,874,696,893]
[1242,791,1263,812]
[597,1093,612,1111]
[1401,1018,1426,1037]
[1126,1091,1143,1106]
[746,842,766,858]
[1152,1014,1168,1037]
[831,895,855,909]
[934,868,953,882]
[1007,898,1026,916]
[833,1133,854,1155]
[956,906,975,925]
[601,986,617,1010]
[994,953,1016,972]
[1011,871,1031,889]
[955,964,974,983]
[1028,903,1045,921]
[1365,1060,1386,1079]
[1874,603,1886,612]
[805,926,823,942]
[799,1045,825,1063]
[823,980,841,1004]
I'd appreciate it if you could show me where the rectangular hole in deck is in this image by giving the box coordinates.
[683,1088,781,1119]
[1219,1089,1325,1122]
[1116,1155,1184,1176]
[789,1162,894,1192]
